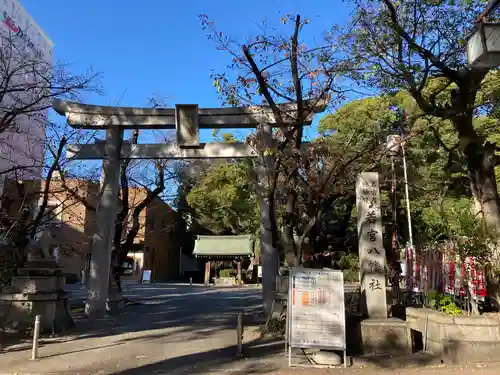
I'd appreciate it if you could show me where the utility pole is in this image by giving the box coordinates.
[386,134,401,303]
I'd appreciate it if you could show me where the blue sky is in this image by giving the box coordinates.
[22,0,353,143]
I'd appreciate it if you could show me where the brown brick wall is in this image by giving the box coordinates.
[50,179,97,276]
[1,178,184,281]
[144,202,184,282]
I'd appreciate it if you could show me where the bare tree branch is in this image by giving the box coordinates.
[30,136,67,238]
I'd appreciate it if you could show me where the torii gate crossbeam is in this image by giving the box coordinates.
[52,98,327,318]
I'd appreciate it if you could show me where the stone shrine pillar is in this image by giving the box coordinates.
[356,172,387,318]
[356,172,410,356]
[236,260,242,285]
[204,261,211,286]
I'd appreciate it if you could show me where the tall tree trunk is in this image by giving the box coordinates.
[464,140,500,305]
[109,130,139,298]
[282,15,305,268]
[257,124,279,315]
[259,191,279,315]
[466,141,500,231]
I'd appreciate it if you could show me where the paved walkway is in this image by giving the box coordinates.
[1,284,500,374]
[266,365,500,375]
[4,327,500,375]
[0,285,282,374]
[65,281,262,305]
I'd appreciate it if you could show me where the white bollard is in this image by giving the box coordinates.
[190,277,192,286]
[236,312,243,357]
[31,315,41,360]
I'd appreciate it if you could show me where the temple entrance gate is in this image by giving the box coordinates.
[52,98,326,317]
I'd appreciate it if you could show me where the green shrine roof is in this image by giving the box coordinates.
[193,235,254,258]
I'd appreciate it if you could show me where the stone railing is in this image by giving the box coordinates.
[406,307,500,363]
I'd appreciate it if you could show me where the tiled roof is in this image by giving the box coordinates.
[193,235,254,257]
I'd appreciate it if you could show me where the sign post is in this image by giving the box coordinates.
[142,270,151,284]
[286,267,347,368]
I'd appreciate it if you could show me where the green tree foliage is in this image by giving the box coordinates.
[319,91,496,264]
[186,162,259,235]
[342,0,500,258]
[318,92,411,172]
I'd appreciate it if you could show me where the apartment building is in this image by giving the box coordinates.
[0,0,54,198]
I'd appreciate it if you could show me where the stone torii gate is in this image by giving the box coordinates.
[52,98,326,317]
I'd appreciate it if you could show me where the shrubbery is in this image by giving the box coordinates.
[219,268,236,278]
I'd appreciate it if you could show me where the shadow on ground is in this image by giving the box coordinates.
[2,286,482,373]
[107,337,283,375]
[1,286,264,351]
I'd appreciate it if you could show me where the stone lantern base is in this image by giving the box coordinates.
[0,258,75,334]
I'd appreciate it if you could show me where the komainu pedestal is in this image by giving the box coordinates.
[0,257,75,334]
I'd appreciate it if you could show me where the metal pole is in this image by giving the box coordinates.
[423,311,429,352]
[236,312,243,357]
[189,277,192,287]
[391,156,398,252]
[402,143,415,302]
[402,144,413,248]
[390,155,399,303]
[31,315,41,360]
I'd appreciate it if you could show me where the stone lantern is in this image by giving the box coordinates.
[467,22,500,68]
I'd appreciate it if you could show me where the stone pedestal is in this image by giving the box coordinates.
[0,259,75,334]
[360,318,410,357]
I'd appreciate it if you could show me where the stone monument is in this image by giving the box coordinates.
[356,172,410,356]
[357,172,387,317]
[0,227,74,333]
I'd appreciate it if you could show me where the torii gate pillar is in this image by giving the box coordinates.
[88,127,123,317]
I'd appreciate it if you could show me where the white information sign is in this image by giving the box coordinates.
[142,270,152,284]
[288,267,346,351]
